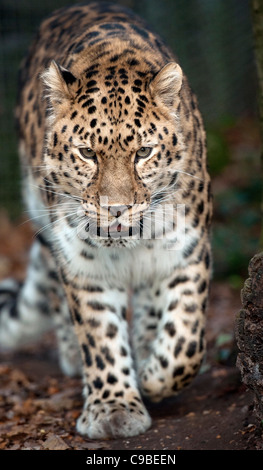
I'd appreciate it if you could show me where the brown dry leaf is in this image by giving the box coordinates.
[8,443,22,450]
[9,369,32,389]
[195,394,209,401]
[35,391,78,413]
[47,385,60,395]
[0,441,8,449]
[34,410,63,426]
[0,422,35,439]
[0,421,18,436]
[0,212,33,281]
[21,441,43,450]
[0,365,11,377]
[72,436,109,450]
[43,433,70,450]
[211,368,228,378]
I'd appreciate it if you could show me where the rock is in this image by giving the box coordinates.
[236,252,263,422]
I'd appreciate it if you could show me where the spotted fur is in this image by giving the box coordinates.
[0,2,212,439]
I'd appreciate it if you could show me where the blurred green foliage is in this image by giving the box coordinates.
[207,128,231,176]
[212,179,261,284]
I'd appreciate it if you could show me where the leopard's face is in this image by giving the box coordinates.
[42,60,184,247]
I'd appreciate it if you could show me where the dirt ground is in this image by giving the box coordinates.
[0,214,262,451]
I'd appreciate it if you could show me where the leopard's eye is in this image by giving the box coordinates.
[79,148,96,160]
[136,147,152,159]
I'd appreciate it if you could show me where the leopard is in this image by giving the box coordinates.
[0,1,212,439]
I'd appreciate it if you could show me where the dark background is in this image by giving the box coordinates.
[0,0,261,283]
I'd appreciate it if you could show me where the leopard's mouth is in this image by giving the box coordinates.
[77,215,142,240]
[101,221,140,239]
[109,220,128,233]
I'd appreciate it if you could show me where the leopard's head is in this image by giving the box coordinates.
[42,58,185,247]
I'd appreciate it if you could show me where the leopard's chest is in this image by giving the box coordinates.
[52,220,194,288]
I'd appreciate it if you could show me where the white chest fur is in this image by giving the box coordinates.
[52,219,195,288]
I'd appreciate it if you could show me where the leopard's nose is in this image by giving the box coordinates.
[109,205,129,218]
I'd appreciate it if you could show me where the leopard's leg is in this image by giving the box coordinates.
[62,280,151,439]
[131,285,161,363]
[0,234,82,375]
[36,236,82,377]
[52,292,82,377]
[0,237,53,349]
[135,247,211,402]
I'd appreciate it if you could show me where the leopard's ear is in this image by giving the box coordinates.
[41,60,78,106]
[150,62,183,110]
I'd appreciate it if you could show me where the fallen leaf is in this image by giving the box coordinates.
[211,368,228,378]
[43,433,70,450]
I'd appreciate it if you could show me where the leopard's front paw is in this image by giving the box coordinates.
[76,400,151,439]
[138,353,202,402]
